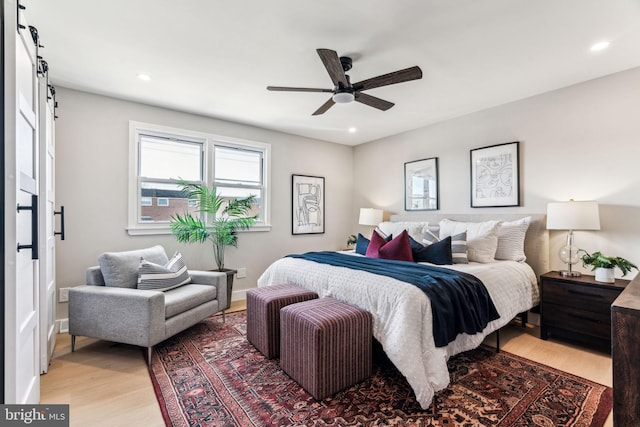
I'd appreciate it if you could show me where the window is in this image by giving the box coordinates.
[213,146,264,220]
[136,131,204,225]
[128,122,270,235]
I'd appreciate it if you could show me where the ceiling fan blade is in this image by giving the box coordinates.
[316,49,349,89]
[354,92,395,111]
[353,66,422,91]
[267,86,333,93]
[312,98,335,116]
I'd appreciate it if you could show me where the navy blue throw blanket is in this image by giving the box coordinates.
[287,251,500,347]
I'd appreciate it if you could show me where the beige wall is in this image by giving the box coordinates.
[353,67,640,280]
[55,67,640,321]
[54,88,354,319]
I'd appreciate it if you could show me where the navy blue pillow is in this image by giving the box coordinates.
[355,233,391,255]
[355,233,370,255]
[408,235,453,265]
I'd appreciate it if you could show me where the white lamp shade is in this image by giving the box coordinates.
[359,208,383,226]
[546,201,601,230]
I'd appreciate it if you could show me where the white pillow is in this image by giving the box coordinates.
[377,221,428,242]
[495,217,530,262]
[439,219,501,263]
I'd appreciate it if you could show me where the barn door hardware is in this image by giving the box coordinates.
[54,206,66,240]
[17,195,39,259]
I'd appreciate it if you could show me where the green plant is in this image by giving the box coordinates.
[579,250,638,276]
[170,181,257,271]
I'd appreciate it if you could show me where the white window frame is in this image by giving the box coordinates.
[127,121,271,235]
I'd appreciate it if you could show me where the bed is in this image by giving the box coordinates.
[257,213,548,409]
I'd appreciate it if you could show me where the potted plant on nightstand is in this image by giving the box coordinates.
[170,181,257,307]
[579,250,638,283]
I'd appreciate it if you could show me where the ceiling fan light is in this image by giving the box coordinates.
[590,41,610,52]
[332,92,355,104]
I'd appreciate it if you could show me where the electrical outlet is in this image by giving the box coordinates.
[59,287,70,303]
[236,268,247,279]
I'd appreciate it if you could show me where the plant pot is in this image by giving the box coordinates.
[223,269,236,309]
[595,267,615,283]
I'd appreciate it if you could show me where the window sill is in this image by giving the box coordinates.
[126,223,272,236]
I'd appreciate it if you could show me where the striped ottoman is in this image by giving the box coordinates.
[280,298,372,400]
[246,284,318,359]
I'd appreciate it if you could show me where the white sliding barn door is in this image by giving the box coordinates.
[39,77,56,374]
[4,0,41,403]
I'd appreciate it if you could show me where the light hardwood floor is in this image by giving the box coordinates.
[40,304,613,427]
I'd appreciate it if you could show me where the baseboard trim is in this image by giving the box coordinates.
[231,289,247,301]
[527,311,540,326]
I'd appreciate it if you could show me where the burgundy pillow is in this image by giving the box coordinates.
[366,230,414,262]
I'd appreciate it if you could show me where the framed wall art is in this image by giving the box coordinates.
[470,141,520,208]
[292,174,325,235]
[404,157,439,211]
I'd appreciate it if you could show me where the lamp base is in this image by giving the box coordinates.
[559,270,582,277]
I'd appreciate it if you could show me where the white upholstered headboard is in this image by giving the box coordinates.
[389,213,549,282]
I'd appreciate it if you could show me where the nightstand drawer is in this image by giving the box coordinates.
[543,280,619,313]
[543,302,611,339]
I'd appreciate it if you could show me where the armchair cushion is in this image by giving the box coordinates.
[164,284,218,319]
[98,245,168,288]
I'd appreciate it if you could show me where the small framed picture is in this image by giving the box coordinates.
[404,157,439,211]
[292,174,325,235]
[470,141,520,208]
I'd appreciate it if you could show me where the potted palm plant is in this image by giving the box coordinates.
[170,181,257,306]
[579,250,638,283]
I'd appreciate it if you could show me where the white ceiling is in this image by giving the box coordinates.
[25,0,640,146]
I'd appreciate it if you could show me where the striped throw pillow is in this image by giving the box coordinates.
[438,219,500,263]
[137,252,191,291]
[423,227,468,264]
[495,217,530,261]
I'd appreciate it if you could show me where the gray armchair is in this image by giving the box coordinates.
[69,246,228,365]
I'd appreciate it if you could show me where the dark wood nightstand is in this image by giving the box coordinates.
[540,271,630,350]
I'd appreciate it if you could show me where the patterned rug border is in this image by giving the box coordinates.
[148,363,172,427]
[148,311,612,427]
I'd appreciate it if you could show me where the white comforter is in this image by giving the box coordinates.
[257,254,539,409]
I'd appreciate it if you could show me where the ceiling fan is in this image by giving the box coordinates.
[267,49,423,115]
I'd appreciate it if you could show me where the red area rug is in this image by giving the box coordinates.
[149,311,612,426]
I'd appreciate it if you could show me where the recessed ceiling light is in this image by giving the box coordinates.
[348,127,357,133]
[137,73,151,81]
[590,41,610,52]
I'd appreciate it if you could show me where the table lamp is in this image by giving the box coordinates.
[358,208,383,237]
[546,200,600,276]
